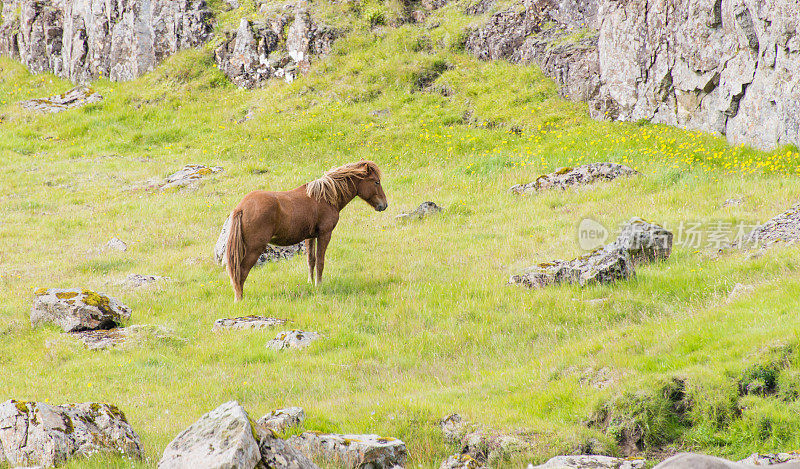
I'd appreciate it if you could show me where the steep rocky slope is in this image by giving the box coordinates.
[467,0,800,150]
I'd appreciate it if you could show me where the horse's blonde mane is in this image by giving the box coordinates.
[306,160,381,205]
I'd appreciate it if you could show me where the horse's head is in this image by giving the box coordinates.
[355,161,388,212]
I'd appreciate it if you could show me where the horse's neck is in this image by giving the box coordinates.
[333,178,359,211]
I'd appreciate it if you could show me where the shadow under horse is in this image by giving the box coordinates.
[225,160,388,302]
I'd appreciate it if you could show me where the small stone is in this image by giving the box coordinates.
[20,86,103,113]
[212,316,289,332]
[396,201,443,221]
[0,400,142,467]
[287,432,406,469]
[440,414,471,443]
[257,407,305,433]
[105,237,127,252]
[158,401,261,469]
[266,330,323,351]
[727,283,756,303]
[30,288,131,332]
[510,163,639,195]
[121,274,168,289]
[722,197,745,208]
[440,453,486,469]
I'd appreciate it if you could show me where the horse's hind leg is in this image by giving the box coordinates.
[305,238,316,284]
[235,249,263,301]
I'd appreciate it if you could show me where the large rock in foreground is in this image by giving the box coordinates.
[511,218,672,289]
[655,453,800,469]
[214,215,305,266]
[0,400,142,467]
[532,455,645,469]
[158,401,261,469]
[31,288,131,332]
[510,163,639,194]
[159,401,318,469]
[288,432,407,469]
[0,0,212,83]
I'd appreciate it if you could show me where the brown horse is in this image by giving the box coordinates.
[225,160,388,302]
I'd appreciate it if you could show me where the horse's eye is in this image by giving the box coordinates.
[375,181,380,185]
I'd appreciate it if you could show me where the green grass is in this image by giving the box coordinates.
[2,2,800,467]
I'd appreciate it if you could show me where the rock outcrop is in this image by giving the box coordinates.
[287,432,407,469]
[215,5,337,88]
[0,400,142,467]
[19,86,102,113]
[437,414,537,466]
[510,163,639,194]
[31,288,131,332]
[0,0,212,83]
[267,330,323,351]
[510,218,672,289]
[214,215,305,266]
[468,0,800,150]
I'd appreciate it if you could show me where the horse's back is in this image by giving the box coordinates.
[235,187,320,246]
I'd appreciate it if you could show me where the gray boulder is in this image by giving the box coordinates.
[287,432,407,469]
[31,288,131,332]
[740,203,800,249]
[0,0,212,83]
[440,453,485,469]
[257,407,305,433]
[214,215,305,266]
[510,163,639,194]
[19,86,102,113]
[532,455,645,468]
[395,201,443,221]
[259,430,319,469]
[267,330,323,351]
[70,324,182,350]
[655,453,800,469]
[0,400,142,467]
[158,401,262,469]
[511,218,671,289]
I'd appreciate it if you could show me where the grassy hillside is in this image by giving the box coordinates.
[2,0,800,466]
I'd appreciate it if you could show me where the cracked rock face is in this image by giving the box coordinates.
[214,215,306,266]
[30,288,131,332]
[288,432,407,469]
[0,400,142,467]
[468,0,799,150]
[0,0,213,83]
[215,7,336,88]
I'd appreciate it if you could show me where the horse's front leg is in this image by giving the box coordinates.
[305,238,316,284]
[315,232,332,286]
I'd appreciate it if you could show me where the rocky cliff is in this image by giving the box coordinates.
[0,0,212,82]
[468,0,800,150]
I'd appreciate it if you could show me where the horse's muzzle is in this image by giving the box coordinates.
[376,202,388,212]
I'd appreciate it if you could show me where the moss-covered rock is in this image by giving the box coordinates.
[30,288,131,332]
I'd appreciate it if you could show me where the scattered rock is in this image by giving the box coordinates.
[439,414,473,444]
[257,407,305,433]
[510,163,639,194]
[105,237,127,252]
[740,203,800,249]
[31,288,131,332]
[463,0,494,15]
[214,215,306,266]
[440,453,486,469]
[655,453,800,469]
[212,316,289,332]
[738,453,800,465]
[19,86,102,113]
[288,432,407,469]
[266,330,323,351]
[0,0,212,83]
[258,429,320,469]
[395,201,443,221]
[369,108,391,117]
[70,324,182,350]
[158,401,262,469]
[160,164,223,192]
[727,283,755,303]
[511,218,672,289]
[121,274,169,289]
[215,9,337,88]
[0,399,142,467]
[532,455,645,469]
[722,197,745,208]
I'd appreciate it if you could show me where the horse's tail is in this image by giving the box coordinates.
[226,209,245,299]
